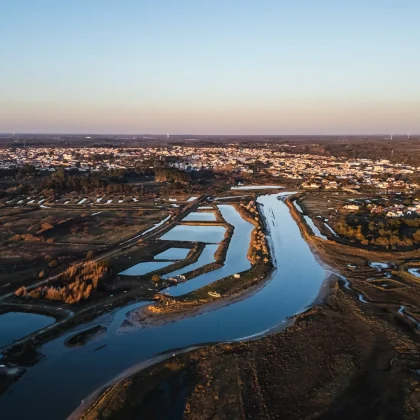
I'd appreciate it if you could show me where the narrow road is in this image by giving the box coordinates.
[0,196,207,353]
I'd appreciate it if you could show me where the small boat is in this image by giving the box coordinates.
[208,291,221,298]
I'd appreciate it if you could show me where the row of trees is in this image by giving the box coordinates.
[9,233,53,243]
[15,261,110,304]
[240,201,270,265]
[155,167,192,183]
[333,215,420,248]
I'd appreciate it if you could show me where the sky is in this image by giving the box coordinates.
[1,0,419,135]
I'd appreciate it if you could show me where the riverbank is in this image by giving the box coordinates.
[79,194,420,419]
[129,202,272,320]
[287,194,420,267]
[288,194,420,328]
[127,262,272,327]
[0,193,351,419]
[78,281,420,420]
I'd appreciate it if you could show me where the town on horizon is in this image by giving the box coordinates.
[2,1,420,419]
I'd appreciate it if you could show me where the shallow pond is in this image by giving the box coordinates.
[119,261,175,276]
[0,312,55,348]
[160,225,226,244]
[0,193,327,419]
[303,216,327,240]
[167,205,253,296]
[324,223,337,236]
[182,212,217,222]
[293,201,304,214]
[163,244,218,279]
[231,185,284,190]
[369,262,390,270]
[154,248,190,261]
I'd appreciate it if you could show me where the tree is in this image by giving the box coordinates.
[54,166,66,179]
[413,230,420,243]
[15,286,27,297]
[86,250,95,259]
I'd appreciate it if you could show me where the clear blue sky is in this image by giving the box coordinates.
[1,0,419,134]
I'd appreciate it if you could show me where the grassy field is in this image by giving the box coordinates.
[0,203,170,294]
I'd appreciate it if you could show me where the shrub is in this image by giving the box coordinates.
[86,250,95,259]
[24,261,110,305]
[15,286,27,297]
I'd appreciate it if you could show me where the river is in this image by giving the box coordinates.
[167,204,254,296]
[0,193,327,419]
[0,312,55,348]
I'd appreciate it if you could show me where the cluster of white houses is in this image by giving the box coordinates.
[0,145,419,192]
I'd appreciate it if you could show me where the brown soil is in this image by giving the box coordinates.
[80,195,420,420]
[126,261,271,327]
[79,282,420,420]
[129,201,271,319]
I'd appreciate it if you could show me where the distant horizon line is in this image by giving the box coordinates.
[0,132,418,137]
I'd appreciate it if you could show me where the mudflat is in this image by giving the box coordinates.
[80,280,420,420]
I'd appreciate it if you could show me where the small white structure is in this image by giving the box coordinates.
[343,204,360,211]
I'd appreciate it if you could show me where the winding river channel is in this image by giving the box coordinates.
[0,193,327,419]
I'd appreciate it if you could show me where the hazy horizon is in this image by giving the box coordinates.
[1,132,419,138]
[1,0,420,134]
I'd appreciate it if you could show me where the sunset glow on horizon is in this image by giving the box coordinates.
[1,0,420,134]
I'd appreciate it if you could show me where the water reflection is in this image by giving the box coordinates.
[163,245,218,279]
[0,193,327,420]
[182,212,217,222]
[160,225,226,243]
[0,312,55,348]
[167,205,253,296]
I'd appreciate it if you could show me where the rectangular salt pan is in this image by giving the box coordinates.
[182,212,217,222]
[231,185,284,190]
[154,248,190,260]
[163,244,218,278]
[119,261,174,276]
[160,225,226,243]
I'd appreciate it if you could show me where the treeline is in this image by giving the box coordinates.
[15,260,110,304]
[10,233,53,243]
[41,174,106,193]
[37,167,145,195]
[239,201,270,265]
[155,167,214,183]
[333,216,420,247]
[3,165,150,197]
[155,167,192,183]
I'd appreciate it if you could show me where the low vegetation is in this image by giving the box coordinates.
[239,201,270,264]
[333,214,420,248]
[15,261,110,304]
